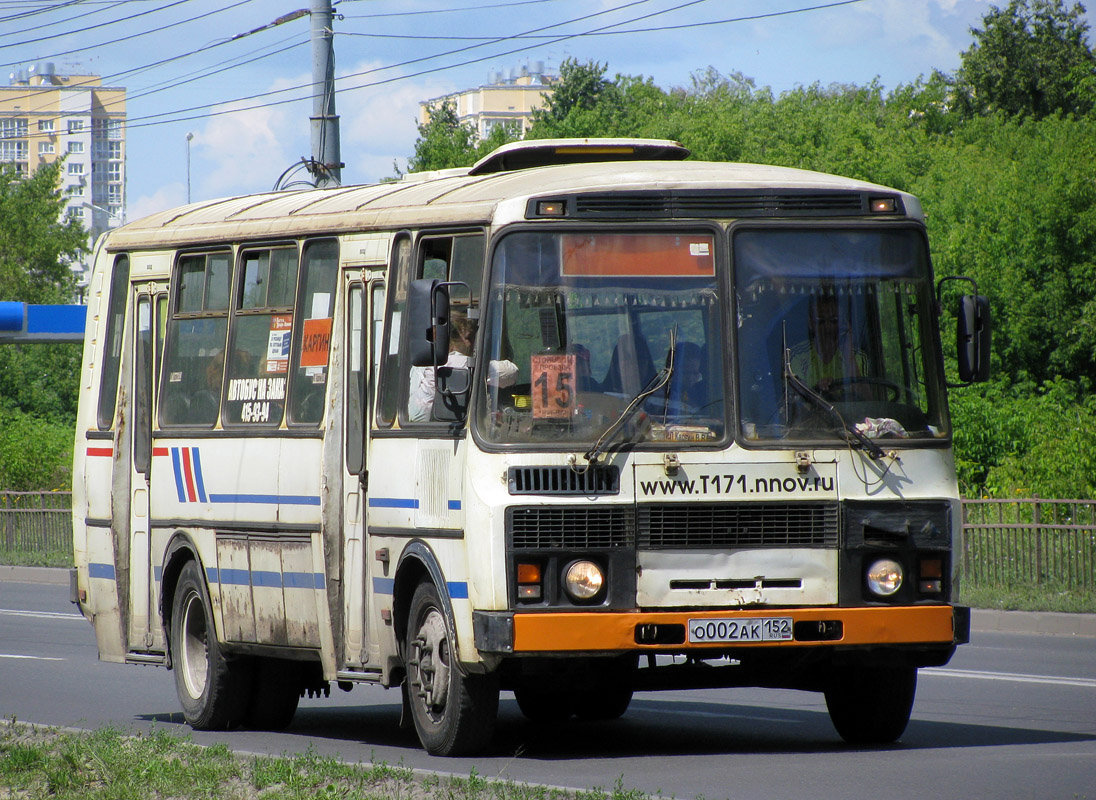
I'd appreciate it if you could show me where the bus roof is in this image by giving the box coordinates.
[106,157,919,252]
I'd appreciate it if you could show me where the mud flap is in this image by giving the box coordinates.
[399,679,415,731]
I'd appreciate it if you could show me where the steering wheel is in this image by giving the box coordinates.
[816,376,905,403]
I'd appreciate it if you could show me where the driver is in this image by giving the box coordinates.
[790,293,868,399]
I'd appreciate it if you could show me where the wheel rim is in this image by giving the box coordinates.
[411,607,450,723]
[179,590,209,700]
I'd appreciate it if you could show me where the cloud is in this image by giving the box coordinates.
[129,182,187,220]
[336,60,458,184]
[189,74,310,199]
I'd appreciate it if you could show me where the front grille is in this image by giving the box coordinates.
[508,465,620,495]
[568,190,880,219]
[638,502,840,549]
[507,506,634,549]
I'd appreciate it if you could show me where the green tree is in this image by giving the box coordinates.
[404,100,518,173]
[955,0,1096,118]
[0,160,85,304]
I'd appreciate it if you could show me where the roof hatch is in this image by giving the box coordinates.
[467,137,690,175]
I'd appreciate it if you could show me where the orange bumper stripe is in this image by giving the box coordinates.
[512,606,956,652]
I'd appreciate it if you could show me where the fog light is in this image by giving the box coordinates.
[866,558,904,597]
[564,560,604,601]
[919,579,942,593]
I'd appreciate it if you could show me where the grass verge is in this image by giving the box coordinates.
[960,583,1096,613]
[0,548,72,568]
[0,721,649,800]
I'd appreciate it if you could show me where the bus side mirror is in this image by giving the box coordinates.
[957,294,991,383]
[408,279,450,367]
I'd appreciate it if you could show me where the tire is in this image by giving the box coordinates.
[170,561,251,730]
[243,658,302,731]
[824,665,917,745]
[574,686,633,721]
[513,685,573,722]
[405,581,499,756]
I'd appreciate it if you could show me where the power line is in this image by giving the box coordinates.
[0,0,262,67]
[0,0,145,41]
[116,0,664,128]
[336,0,871,41]
[0,0,88,26]
[1,0,192,53]
[336,0,570,18]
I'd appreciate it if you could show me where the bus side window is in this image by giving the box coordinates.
[223,246,298,427]
[96,254,130,430]
[377,235,411,427]
[160,251,231,427]
[289,239,338,425]
[402,233,485,424]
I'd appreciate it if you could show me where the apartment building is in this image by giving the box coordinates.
[420,63,556,139]
[1,63,126,294]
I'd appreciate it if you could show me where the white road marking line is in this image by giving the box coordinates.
[924,667,1096,689]
[0,654,65,661]
[0,608,84,621]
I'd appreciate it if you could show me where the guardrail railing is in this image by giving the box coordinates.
[2,493,1094,590]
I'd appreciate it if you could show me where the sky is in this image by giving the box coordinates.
[3,0,1095,222]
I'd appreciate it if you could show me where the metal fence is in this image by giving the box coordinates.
[0,491,73,556]
[962,499,1096,590]
[1,493,1094,590]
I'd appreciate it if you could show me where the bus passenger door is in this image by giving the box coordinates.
[341,276,383,670]
[125,287,158,654]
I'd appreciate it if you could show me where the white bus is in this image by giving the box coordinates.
[72,139,989,756]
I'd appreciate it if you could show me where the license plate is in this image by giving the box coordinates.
[688,617,794,643]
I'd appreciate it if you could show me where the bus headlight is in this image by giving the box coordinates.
[866,559,904,597]
[564,560,604,602]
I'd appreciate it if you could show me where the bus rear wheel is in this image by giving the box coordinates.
[824,665,917,745]
[405,581,499,756]
[243,658,302,731]
[170,560,251,730]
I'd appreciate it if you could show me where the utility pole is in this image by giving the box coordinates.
[309,0,342,187]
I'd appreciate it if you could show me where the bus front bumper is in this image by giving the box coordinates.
[473,605,969,655]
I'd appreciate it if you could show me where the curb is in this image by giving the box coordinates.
[0,565,70,585]
[3,566,1094,638]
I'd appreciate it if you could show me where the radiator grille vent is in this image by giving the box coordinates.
[508,465,620,495]
[638,502,840,549]
[570,191,876,219]
[507,506,634,550]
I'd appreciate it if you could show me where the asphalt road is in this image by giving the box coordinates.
[2,576,1095,800]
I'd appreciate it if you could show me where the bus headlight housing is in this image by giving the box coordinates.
[564,560,604,602]
[866,558,904,597]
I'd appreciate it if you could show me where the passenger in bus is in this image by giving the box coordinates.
[408,313,517,422]
[667,341,706,410]
[187,349,226,424]
[601,333,656,396]
[567,342,597,391]
[790,293,868,400]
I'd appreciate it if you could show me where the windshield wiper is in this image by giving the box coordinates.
[782,347,885,460]
[584,331,676,466]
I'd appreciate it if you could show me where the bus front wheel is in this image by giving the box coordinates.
[170,560,251,730]
[405,581,499,755]
[824,665,917,745]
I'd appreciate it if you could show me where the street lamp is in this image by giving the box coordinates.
[186,132,194,203]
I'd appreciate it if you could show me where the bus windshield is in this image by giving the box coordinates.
[476,230,725,446]
[734,227,948,443]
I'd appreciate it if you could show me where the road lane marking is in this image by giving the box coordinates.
[0,654,65,661]
[0,608,84,621]
[924,667,1096,689]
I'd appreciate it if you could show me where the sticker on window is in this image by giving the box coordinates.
[266,314,292,373]
[531,354,577,419]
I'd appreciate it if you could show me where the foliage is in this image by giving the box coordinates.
[0,408,74,491]
[954,0,1096,118]
[0,160,85,305]
[0,722,639,800]
[405,100,518,173]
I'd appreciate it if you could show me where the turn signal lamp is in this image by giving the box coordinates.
[535,200,566,217]
[919,557,943,594]
[870,197,897,213]
[517,562,542,601]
